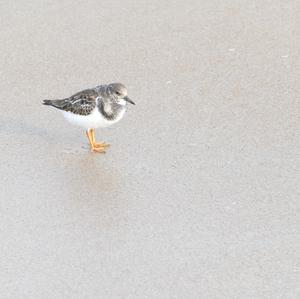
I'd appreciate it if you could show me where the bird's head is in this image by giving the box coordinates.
[108,83,135,105]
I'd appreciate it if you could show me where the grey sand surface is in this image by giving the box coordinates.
[0,1,299,298]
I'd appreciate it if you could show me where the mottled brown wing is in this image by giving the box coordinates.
[44,89,98,115]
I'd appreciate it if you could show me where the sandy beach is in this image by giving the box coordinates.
[0,0,299,298]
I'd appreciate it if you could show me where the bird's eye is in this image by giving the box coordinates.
[115,91,121,96]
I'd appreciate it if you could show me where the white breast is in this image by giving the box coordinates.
[62,107,126,129]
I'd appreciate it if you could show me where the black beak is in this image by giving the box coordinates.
[124,96,135,105]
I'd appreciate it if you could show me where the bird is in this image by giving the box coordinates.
[42,83,135,153]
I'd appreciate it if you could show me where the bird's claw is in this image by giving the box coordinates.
[90,142,110,153]
[91,147,106,153]
[94,142,110,148]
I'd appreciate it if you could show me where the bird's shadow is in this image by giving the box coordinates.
[0,116,76,146]
[0,116,128,230]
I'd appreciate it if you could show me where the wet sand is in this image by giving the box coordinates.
[0,1,299,298]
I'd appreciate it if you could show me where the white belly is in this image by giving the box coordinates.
[62,108,125,129]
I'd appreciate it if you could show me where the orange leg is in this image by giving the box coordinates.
[86,129,110,153]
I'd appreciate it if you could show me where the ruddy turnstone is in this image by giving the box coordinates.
[43,83,135,153]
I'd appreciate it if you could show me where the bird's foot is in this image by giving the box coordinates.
[94,142,110,148]
[91,142,110,153]
[91,147,106,153]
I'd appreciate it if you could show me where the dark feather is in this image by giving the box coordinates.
[42,89,98,116]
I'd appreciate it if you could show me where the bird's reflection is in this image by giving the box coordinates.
[59,153,127,230]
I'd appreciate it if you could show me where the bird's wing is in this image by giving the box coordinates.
[44,89,98,115]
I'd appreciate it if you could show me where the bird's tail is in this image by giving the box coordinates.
[42,98,67,110]
[42,99,53,106]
